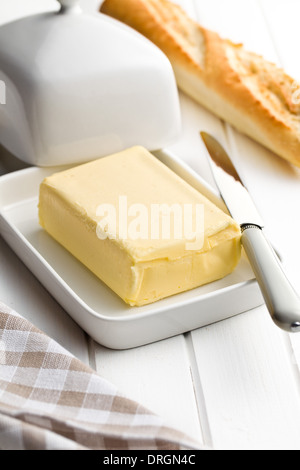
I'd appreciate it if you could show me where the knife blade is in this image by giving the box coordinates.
[200,131,300,333]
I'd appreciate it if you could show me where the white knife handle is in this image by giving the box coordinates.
[241,225,300,333]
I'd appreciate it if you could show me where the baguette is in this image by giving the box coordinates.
[100,0,300,168]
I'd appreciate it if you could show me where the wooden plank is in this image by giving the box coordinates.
[168,91,226,190]
[93,335,204,445]
[191,309,300,450]
[259,0,300,77]
[183,0,300,450]
[258,0,300,389]
[193,0,278,61]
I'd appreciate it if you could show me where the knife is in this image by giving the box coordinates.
[200,131,300,333]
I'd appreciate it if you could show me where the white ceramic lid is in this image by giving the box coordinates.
[0,0,181,166]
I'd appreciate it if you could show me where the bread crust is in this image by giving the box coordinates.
[101,0,300,167]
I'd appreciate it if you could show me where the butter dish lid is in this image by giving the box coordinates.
[0,0,181,167]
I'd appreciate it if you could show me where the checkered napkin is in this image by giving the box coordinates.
[0,301,201,450]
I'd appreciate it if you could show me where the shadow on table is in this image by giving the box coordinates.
[0,144,31,176]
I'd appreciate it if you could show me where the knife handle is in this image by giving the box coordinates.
[241,225,300,333]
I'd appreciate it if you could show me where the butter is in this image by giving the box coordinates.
[39,146,241,306]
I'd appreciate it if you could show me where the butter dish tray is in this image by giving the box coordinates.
[0,149,263,349]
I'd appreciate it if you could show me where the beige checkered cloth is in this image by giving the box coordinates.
[0,301,201,450]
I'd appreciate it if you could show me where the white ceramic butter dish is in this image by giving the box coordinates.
[0,149,263,349]
[0,0,181,166]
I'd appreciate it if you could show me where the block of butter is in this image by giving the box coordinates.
[39,146,241,306]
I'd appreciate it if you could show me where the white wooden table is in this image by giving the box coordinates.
[1,0,300,450]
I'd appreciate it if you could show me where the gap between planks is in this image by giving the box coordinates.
[183,332,213,448]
